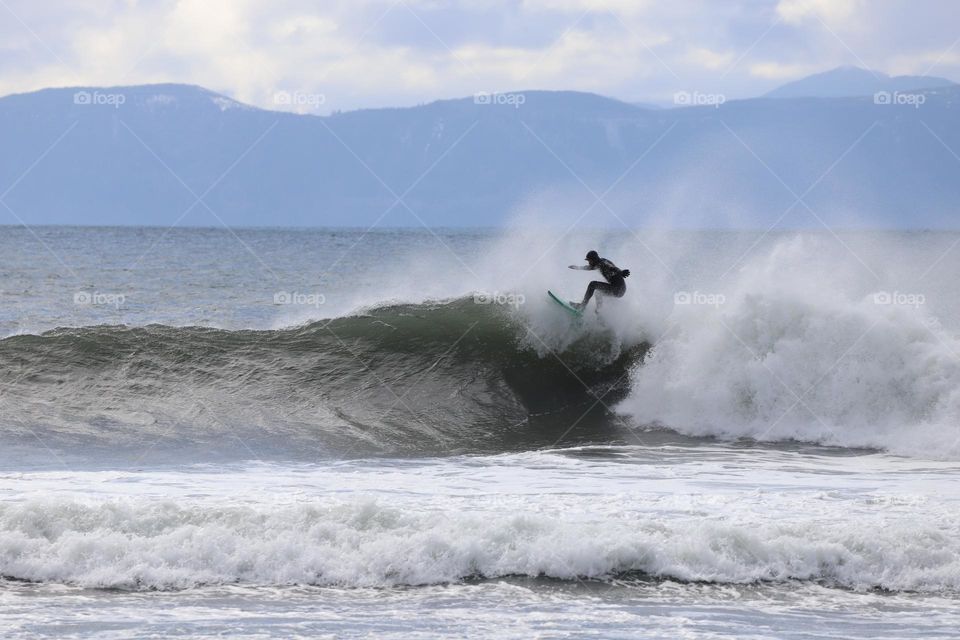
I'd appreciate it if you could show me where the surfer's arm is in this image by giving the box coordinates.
[611,266,630,278]
[567,265,595,270]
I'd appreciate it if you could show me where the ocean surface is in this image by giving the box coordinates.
[2,226,959,639]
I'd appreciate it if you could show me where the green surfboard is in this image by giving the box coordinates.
[548,290,582,317]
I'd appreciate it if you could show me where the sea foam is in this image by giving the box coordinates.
[1,497,956,591]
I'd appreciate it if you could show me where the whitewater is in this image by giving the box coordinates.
[2,226,959,638]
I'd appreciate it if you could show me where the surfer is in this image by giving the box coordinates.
[568,250,630,311]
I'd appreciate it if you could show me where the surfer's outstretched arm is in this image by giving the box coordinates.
[568,265,595,270]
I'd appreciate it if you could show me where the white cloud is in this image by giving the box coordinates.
[516,0,657,14]
[749,61,821,80]
[887,49,960,78]
[683,47,736,71]
[0,0,956,110]
[776,0,863,26]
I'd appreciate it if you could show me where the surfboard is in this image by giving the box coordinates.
[548,290,582,317]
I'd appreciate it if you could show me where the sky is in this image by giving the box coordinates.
[1,0,958,113]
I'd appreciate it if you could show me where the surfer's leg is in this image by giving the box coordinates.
[578,279,624,310]
[612,278,626,298]
[580,281,614,308]
[579,281,597,307]
[595,282,619,311]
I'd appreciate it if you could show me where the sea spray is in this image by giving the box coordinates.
[617,236,960,457]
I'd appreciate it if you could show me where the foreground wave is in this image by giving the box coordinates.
[0,299,645,458]
[2,497,955,592]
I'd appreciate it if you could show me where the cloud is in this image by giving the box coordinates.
[0,0,956,111]
[888,49,960,78]
[683,47,736,71]
[749,61,821,79]
[776,0,863,26]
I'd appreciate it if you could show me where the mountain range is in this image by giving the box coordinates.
[765,65,955,99]
[0,67,956,228]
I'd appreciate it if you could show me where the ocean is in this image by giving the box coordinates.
[1,226,959,639]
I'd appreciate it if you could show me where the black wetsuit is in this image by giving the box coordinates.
[580,258,627,307]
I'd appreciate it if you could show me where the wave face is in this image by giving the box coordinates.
[0,299,645,458]
[2,496,956,591]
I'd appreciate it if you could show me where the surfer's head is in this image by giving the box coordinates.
[585,250,600,266]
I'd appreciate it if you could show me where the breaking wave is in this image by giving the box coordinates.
[1,497,955,592]
[0,298,646,458]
